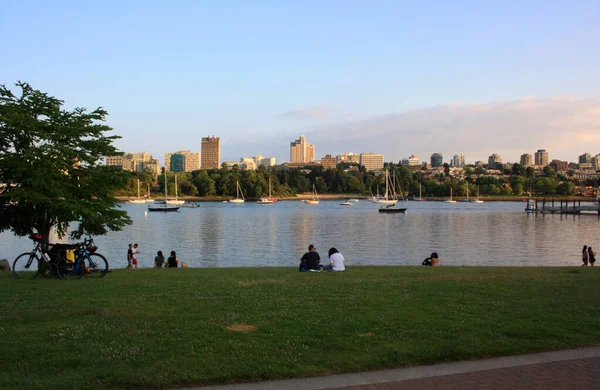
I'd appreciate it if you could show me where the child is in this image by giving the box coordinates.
[132,243,140,269]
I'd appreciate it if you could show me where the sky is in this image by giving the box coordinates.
[1,0,599,165]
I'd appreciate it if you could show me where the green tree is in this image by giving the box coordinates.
[556,181,576,196]
[0,82,131,241]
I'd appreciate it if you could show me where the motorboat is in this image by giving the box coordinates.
[181,202,200,208]
[340,200,353,206]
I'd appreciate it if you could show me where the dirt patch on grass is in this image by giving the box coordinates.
[237,279,285,287]
[358,332,374,337]
[226,324,257,333]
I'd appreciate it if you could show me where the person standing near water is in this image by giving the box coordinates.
[126,243,133,269]
[582,245,589,267]
[588,246,596,266]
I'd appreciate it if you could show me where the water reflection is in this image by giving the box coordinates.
[0,201,598,268]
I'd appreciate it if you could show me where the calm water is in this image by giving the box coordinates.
[1,201,599,268]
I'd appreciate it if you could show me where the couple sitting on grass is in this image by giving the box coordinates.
[299,244,345,272]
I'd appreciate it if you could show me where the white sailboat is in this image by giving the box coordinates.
[167,175,185,205]
[129,179,146,203]
[305,184,320,204]
[372,170,398,205]
[257,177,274,204]
[148,173,180,212]
[471,186,484,203]
[459,185,470,202]
[415,182,425,201]
[145,183,154,202]
[229,180,245,203]
[444,187,456,203]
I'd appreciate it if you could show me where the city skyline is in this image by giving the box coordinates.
[2,2,599,164]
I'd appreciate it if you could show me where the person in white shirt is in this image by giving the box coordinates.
[327,247,345,271]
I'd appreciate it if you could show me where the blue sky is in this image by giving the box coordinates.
[1,0,599,164]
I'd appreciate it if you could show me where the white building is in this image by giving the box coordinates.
[452,154,465,168]
[401,154,420,166]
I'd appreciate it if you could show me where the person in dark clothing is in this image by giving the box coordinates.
[126,243,133,269]
[299,244,320,271]
[167,251,178,268]
[154,251,165,268]
[589,246,596,266]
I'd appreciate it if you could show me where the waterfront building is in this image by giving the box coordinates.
[401,154,420,166]
[336,152,360,164]
[579,153,591,164]
[534,149,549,167]
[290,135,315,163]
[452,154,465,168]
[550,159,568,172]
[164,150,200,172]
[201,136,221,169]
[359,152,384,171]
[430,153,443,168]
[520,153,533,167]
[487,154,503,170]
[251,156,277,168]
[321,154,337,169]
[105,155,123,168]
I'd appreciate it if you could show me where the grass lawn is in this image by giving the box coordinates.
[1,266,599,389]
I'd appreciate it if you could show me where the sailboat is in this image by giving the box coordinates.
[128,179,146,203]
[257,177,276,204]
[372,170,398,205]
[459,185,470,202]
[167,175,185,205]
[148,173,180,212]
[444,187,456,203]
[471,186,484,203]
[305,184,320,204]
[229,180,245,203]
[145,183,154,202]
[414,182,425,201]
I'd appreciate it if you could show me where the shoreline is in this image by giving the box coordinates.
[115,195,598,202]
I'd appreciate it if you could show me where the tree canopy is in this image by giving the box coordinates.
[0,81,131,241]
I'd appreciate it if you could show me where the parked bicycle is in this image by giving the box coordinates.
[12,233,56,279]
[55,235,109,279]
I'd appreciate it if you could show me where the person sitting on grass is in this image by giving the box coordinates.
[299,244,320,272]
[326,248,345,271]
[167,251,178,268]
[422,252,440,266]
[154,251,165,268]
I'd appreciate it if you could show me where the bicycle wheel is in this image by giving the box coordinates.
[83,253,109,278]
[56,257,83,280]
[12,253,41,280]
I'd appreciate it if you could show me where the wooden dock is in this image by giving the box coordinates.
[528,199,600,215]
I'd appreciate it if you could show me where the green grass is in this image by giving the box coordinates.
[1,267,599,389]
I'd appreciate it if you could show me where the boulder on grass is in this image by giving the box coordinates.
[0,259,10,272]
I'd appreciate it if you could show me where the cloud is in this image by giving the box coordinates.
[301,96,600,163]
[278,105,337,120]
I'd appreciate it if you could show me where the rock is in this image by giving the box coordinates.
[0,259,10,272]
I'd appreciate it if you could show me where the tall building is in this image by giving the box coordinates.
[321,154,337,169]
[105,155,123,168]
[592,154,600,168]
[534,149,549,167]
[430,153,443,168]
[401,154,420,166]
[359,152,384,171]
[452,154,465,168]
[201,136,221,169]
[164,150,200,172]
[579,153,591,164]
[290,135,315,163]
[336,153,360,164]
[520,153,533,167]
[487,154,502,170]
[550,159,568,172]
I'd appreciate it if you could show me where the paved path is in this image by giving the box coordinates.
[192,346,600,390]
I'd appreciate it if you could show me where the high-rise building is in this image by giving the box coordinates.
[579,153,591,164]
[321,154,337,169]
[592,154,600,168]
[336,153,360,164]
[290,135,315,163]
[401,154,420,166]
[550,159,568,172]
[488,154,502,170]
[105,155,123,168]
[359,152,384,171]
[520,154,533,167]
[534,149,549,167]
[452,154,465,168]
[121,152,154,172]
[201,136,221,169]
[430,153,443,168]
[164,150,200,172]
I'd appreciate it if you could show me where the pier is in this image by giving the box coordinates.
[527,199,600,215]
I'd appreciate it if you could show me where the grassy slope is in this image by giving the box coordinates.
[1,267,599,389]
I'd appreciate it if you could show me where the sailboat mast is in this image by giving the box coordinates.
[137,179,140,199]
[164,171,167,200]
[175,175,178,200]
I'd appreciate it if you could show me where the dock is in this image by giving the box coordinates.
[527,199,600,215]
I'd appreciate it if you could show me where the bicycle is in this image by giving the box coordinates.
[12,233,56,279]
[56,235,109,279]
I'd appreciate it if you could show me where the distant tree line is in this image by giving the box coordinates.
[115,162,598,199]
